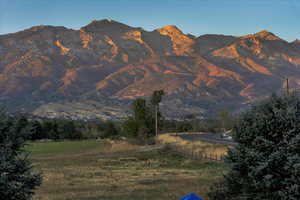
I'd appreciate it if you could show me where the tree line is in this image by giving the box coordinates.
[15,91,237,142]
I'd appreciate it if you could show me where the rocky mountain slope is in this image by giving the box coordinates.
[0,19,299,119]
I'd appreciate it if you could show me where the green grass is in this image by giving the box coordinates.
[28,140,226,200]
[26,140,107,156]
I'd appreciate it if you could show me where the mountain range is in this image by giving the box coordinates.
[0,19,300,120]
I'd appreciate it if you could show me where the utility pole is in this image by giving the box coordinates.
[155,105,158,136]
[286,77,289,96]
[151,90,164,137]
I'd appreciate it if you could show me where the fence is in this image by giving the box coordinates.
[165,142,226,162]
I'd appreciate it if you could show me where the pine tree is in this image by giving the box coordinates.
[209,94,300,200]
[0,112,42,200]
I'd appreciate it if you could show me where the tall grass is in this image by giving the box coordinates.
[157,134,229,157]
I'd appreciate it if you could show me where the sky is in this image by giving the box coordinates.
[0,0,299,41]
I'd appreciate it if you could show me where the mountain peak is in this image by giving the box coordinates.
[88,19,119,25]
[24,25,69,33]
[241,30,282,41]
[255,30,277,37]
[156,25,183,35]
[81,19,133,33]
[0,25,69,38]
[256,30,272,34]
[160,25,180,30]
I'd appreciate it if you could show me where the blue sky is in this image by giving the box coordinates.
[0,0,299,41]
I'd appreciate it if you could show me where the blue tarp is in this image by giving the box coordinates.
[180,193,203,200]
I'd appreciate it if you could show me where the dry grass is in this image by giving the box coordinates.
[157,134,230,157]
[29,139,226,200]
[103,139,141,153]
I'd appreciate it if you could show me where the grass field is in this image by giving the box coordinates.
[27,140,106,156]
[27,140,226,200]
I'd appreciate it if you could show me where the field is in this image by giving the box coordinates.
[27,140,227,200]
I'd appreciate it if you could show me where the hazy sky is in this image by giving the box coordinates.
[0,0,299,41]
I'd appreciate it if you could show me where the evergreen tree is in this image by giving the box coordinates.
[209,94,300,200]
[15,115,30,132]
[49,120,60,140]
[57,120,81,140]
[102,120,119,138]
[123,98,148,137]
[122,117,139,137]
[133,98,148,122]
[30,120,44,140]
[0,112,42,200]
[41,120,54,139]
[123,98,154,138]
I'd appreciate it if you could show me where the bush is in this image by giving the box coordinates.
[209,94,300,200]
[0,112,42,200]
